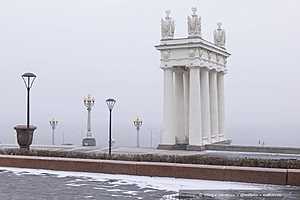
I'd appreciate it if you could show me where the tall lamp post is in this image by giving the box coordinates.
[23,73,36,128]
[14,72,37,150]
[49,118,58,145]
[82,95,96,146]
[133,117,143,148]
[106,98,116,157]
[150,129,153,148]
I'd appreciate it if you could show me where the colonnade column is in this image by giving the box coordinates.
[200,68,211,144]
[183,71,190,144]
[188,67,202,146]
[217,72,225,141]
[174,70,185,144]
[209,69,219,143]
[161,68,175,145]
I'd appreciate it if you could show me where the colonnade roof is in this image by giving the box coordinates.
[155,37,230,58]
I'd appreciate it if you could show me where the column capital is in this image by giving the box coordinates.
[209,68,218,73]
[200,66,210,71]
[218,70,226,75]
[162,66,174,71]
[185,62,226,72]
[173,66,187,73]
[188,65,201,69]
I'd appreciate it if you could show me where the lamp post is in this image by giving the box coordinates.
[133,117,143,148]
[14,72,37,150]
[106,98,116,157]
[49,118,58,145]
[22,73,36,128]
[82,95,96,146]
[150,129,153,148]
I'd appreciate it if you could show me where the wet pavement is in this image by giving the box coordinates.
[0,167,299,200]
[0,168,173,200]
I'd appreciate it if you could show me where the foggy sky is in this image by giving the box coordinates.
[0,0,299,148]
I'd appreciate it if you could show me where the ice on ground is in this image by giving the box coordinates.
[144,189,156,193]
[84,196,93,199]
[0,167,270,192]
[66,183,87,187]
[106,189,124,192]
[123,191,138,195]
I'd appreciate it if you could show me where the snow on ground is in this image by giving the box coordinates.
[0,167,272,192]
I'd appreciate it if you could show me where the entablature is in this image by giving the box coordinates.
[156,37,230,72]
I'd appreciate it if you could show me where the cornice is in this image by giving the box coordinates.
[155,37,230,58]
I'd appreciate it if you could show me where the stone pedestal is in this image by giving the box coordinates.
[157,144,188,150]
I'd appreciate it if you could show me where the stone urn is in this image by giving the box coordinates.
[14,125,37,150]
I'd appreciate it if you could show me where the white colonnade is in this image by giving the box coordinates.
[157,8,230,148]
[162,66,226,147]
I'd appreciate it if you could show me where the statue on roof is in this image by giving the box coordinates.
[161,10,175,40]
[214,22,226,47]
[188,7,201,37]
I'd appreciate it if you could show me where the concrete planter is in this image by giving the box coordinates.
[14,125,37,150]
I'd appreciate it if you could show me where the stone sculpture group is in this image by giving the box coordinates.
[161,8,225,48]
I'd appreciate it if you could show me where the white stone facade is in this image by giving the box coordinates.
[156,9,230,148]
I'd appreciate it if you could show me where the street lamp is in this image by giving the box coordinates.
[22,72,37,128]
[149,129,153,148]
[133,117,143,148]
[49,118,58,145]
[14,72,37,150]
[106,98,116,156]
[82,95,96,146]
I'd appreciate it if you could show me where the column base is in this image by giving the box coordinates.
[186,145,206,151]
[211,135,219,143]
[157,144,174,150]
[218,134,225,142]
[213,139,232,145]
[202,137,210,145]
[82,138,96,146]
[157,140,231,150]
[157,144,188,150]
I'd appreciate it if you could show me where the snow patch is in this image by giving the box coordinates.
[0,167,268,192]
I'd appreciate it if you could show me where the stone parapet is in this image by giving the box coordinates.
[206,144,300,154]
[287,169,300,186]
[0,147,300,169]
[0,155,299,186]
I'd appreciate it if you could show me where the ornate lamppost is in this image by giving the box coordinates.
[14,72,37,150]
[133,117,143,148]
[49,118,58,145]
[82,95,96,146]
[106,98,116,157]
